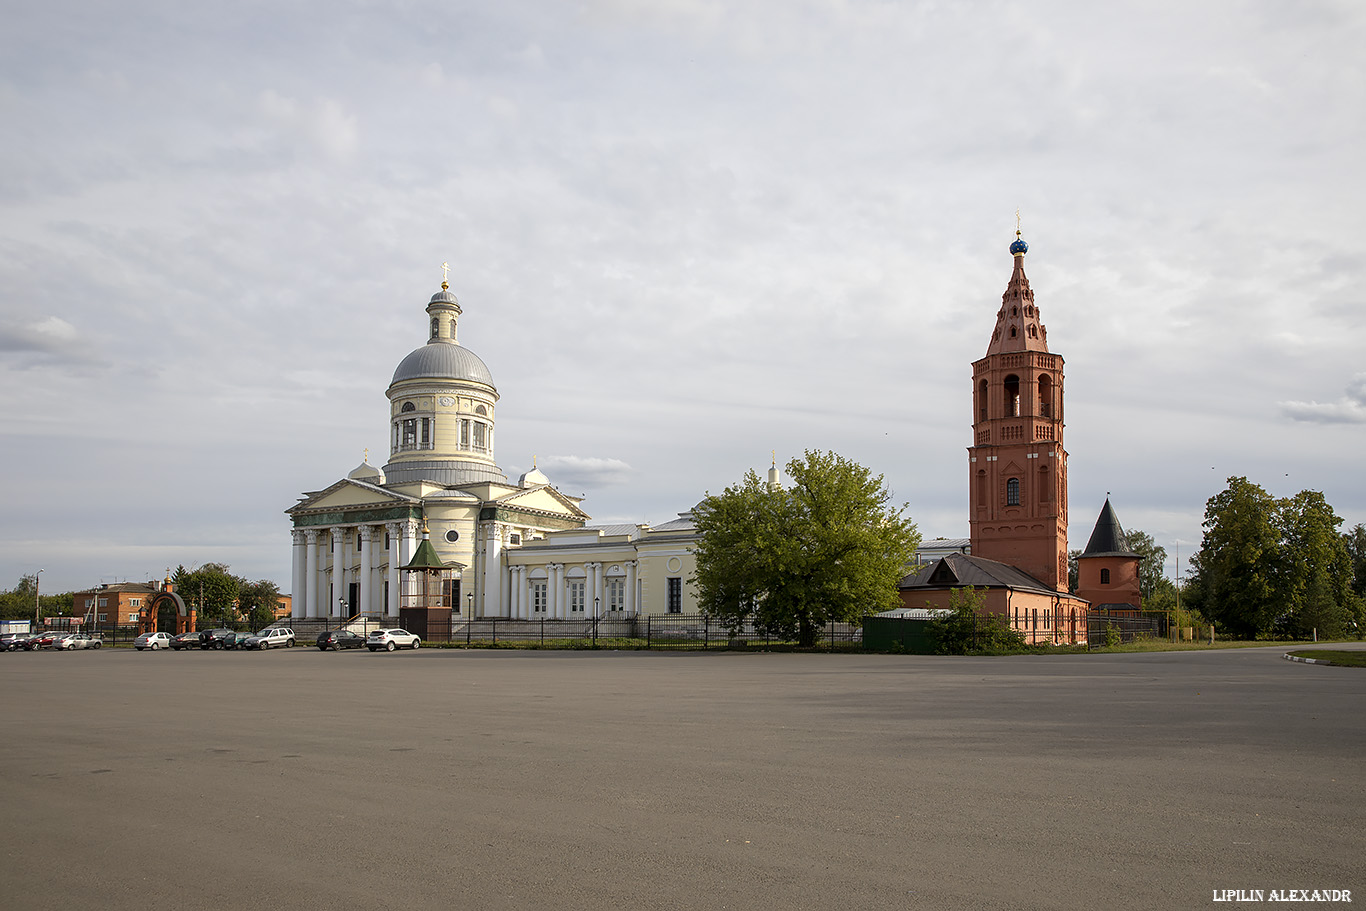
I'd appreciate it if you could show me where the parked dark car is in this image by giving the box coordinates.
[170,631,202,650]
[1,633,28,651]
[200,628,237,649]
[224,630,254,650]
[316,629,366,651]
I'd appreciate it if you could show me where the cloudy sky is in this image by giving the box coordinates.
[3,0,1363,595]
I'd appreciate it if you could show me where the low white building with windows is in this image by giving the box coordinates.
[286,276,700,623]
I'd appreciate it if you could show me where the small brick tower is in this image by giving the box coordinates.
[967,229,1070,591]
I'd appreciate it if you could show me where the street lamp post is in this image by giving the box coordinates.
[34,569,43,630]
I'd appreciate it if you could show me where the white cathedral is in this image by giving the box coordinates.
[286,277,699,624]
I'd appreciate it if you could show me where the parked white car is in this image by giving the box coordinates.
[243,627,296,650]
[134,631,174,651]
[366,629,421,652]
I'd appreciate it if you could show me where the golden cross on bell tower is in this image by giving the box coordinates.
[441,261,450,290]
[1015,208,1022,237]
[363,447,369,464]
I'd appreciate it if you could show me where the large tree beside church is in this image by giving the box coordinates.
[1187,477,1359,639]
[692,450,921,647]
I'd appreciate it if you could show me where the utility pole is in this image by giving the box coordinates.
[34,569,44,629]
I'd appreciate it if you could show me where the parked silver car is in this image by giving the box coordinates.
[54,632,101,650]
[243,627,296,650]
[134,631,174,651]
[366,629,421,651]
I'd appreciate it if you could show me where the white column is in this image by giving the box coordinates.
[398,520,417,616]
[331,528,346,617]
[386,522,403,617]
[291,530,306,620]
[519,567,528,619]
[484,523,503,618]
[625,560,638,616]
[590,562,603,617]
[547,564,560,618]
[305,530,320,619]
[359,526,374,616]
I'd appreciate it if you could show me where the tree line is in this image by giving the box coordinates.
[1183,477,1364,640]
[0,575,73,621]
[693,454,1363,647]
[0,565,281,630]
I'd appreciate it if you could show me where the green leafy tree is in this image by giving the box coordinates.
[1275,491,1351,638]
[1343,524,1366,600]
[238,579,282,630]
[1125,529,1168,602]
[1188,477,1280,638]
[0,575,70,622]
[0,575,37,621]
[174,563,244,629]
[1292,566,1349,640]
[693,450,921,647]
[1345,525,1366,638]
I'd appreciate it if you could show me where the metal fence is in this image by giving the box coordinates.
[283,613,863,650]
[1087,611,1170,646]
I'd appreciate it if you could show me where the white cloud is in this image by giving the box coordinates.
[0,317,78,354]
[535,456,636,491]
[1280,374,1366,424]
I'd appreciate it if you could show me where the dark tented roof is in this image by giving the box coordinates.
[898,553,1058,596]
[1082,499,1139,557]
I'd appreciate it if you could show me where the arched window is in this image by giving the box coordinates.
[1101,568,1111,585]
[1004,375,1020,417]
[431,317,439,339]
[978,379,988,421]
[1009,326,1018,338]
[1037,375,1052,417]
[1006,477,1020,506]
[976,470,987,508]
[401,401,416,413]
[475,404,487,416]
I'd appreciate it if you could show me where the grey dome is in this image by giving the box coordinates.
[430,289,459,305]
[390,341,495,388]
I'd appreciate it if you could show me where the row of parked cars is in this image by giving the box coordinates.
[4,626,423,652]
[134,627,299,650]
[134,627,422,652]
[1,631,102,651]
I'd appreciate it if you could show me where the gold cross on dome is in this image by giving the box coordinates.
[363,448,369,463]
[441,261,450,283]
[1015,209,1022,235]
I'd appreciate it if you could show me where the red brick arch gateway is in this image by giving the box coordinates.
[139,590,196,636]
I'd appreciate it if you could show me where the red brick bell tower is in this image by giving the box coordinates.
[967,230,1069,591]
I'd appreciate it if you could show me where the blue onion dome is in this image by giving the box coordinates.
[1010,232,1028,256]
